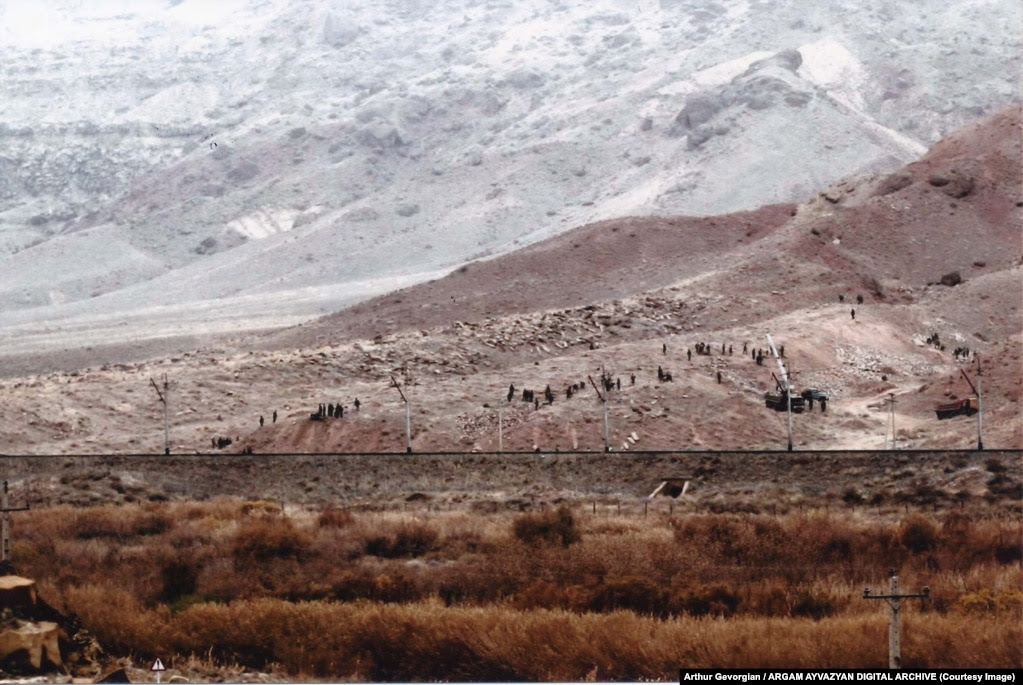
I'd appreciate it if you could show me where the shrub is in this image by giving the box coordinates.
[985,459,1006,474]
[900,515,939,554]
[842,488,865,505]
[364,522,438,558]
[585,577,667,617]
[132,511,173,537]
[230,518,312,564]
[72,508,126,540]
[392,523,439,557]
[956,589,1023,614]
[994,543,1023,564]
[160,559,200,604]
[742,581,790,617]
[239,500,283,517]
[671,584,741,617]
[790,592,837,620]
[317,507,354,529]
[512,506,581,548]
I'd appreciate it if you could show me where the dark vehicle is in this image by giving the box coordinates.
[801,388,828,402]
[765,373,805,412]
[935,397,978,420]
[934,368,980,420]
[765,391,805,412]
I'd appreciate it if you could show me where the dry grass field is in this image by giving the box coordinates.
[0,449,1019,680]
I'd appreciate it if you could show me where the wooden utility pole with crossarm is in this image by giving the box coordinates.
[390,374,412,453]
[863,569,929,669]
[150,374,170,455]
[587,375,610,452]
[0,481,29,564]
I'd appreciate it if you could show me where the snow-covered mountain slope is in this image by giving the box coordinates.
[0,0,1018,353]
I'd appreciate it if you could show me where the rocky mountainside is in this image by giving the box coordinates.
[0,0,1019,362]
[0,107,1018,454]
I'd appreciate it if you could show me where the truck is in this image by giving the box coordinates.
[765,373,805,412]
[935,397,978,420]
[934,368,980,420]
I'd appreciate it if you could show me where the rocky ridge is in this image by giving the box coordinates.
[0,0,1018,357]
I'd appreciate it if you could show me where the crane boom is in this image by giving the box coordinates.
[959,368,978,396]
[389,374,407,403]
[766,335,790,391]
[766,334,795,451]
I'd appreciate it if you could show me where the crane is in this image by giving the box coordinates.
[959,363,984,450]
[766,334,797,451]
[587,374,610,452]
[933,363,983,451]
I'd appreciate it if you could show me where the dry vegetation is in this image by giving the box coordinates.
[11,495,1021,680]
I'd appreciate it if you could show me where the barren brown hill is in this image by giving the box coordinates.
[265,203,798,348]
[0,107,1019,455]
[266,107,1021,350]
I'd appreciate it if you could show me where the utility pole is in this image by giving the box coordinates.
[0,481,29,564]
[497,404,503,453]
[587,375,610,452]
[886,393,897,450]
[389,374,412,453]
[863,569,929,669]
[976,362,983,450]
[150,374,170,455]
[766,334,793,451]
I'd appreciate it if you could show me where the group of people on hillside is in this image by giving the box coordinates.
[311,398,360,420]
[508,369,636,411]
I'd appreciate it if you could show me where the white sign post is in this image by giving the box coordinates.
[151,658,166,683]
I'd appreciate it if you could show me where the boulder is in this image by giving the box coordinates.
[942,174,975,198]
[872,172,913,197]
[95,667,131,683]
[0,574,106,679]
[358,120,408,148]
[0,620,62,673]
[674,93,723,131]
[929,171,975,198]
[939,271,963,287]
[0,576,38,610]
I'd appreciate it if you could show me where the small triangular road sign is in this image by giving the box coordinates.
[151,658,166,672]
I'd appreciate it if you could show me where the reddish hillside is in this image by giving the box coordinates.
[262,203,797,348]
[787,106,1022,289]
[0,108,1018,455]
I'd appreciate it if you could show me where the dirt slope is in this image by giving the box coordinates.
[0,108,1019,456]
